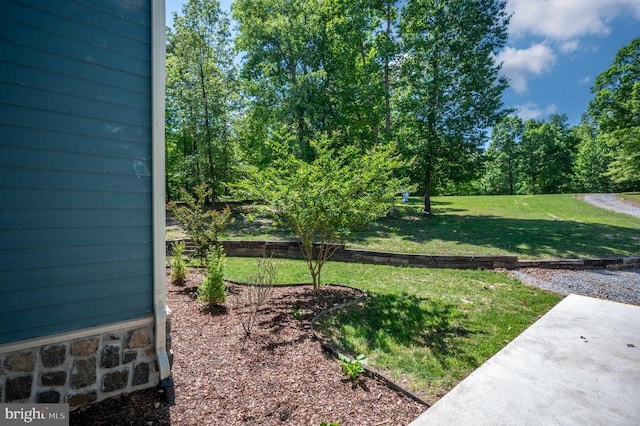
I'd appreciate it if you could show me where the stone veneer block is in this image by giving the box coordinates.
[71,357,96,389]
[102,370,129,393]
[67,390,97,407]
[101,344,120,369]
[123,351,137,364]
[5,352,36,372]
[42,344,66,368]
[37,390,61,403]
[41,371,67,386]
[71,337,99,356]
[133,362,150,386]
[7,375,33,401]
[126,327,151,348]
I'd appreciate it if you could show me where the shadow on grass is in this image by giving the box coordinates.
[221,199,639,258]
[325,292,478,368]
[352,200,640,258]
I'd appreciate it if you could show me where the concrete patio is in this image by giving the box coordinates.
[410,294,640,425]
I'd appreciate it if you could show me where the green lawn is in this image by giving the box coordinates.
[219,194,640,259]
[170,193,635,402]
[224,257,561,403]
[619,192,640,206]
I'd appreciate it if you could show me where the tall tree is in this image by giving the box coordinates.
[518,115,576,194]
[589,37,640,188]
[233,0,327,160]
[397,0,510,214]
[572,115,614,193]
[233,0,395,162]
[484,116,523,195]
[166,0,237,204]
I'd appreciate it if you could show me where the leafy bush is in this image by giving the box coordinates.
[198,246,227,305]
[338,353,368,382]
[170,241,188,285]
[167,183,233,266]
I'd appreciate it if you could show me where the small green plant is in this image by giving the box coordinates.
[291,307,304,320]
[320,422,340,426]
[198,246,226,305]
[338,353,368,381]
[170,241,188,285]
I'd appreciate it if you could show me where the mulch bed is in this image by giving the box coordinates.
[71,269,426,425]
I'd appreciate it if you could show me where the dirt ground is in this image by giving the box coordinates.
[70,269,426,425]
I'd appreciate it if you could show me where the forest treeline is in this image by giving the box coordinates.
[165,0,640,213]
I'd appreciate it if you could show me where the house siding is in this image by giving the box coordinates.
[0,0,155,345]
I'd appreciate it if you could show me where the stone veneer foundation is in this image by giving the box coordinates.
[0,313,172,410]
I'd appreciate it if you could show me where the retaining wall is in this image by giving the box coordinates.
[168,239,519,270]
[167,239,638,270]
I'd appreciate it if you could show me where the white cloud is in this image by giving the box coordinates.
[507,0,640,40]
[578,76,591,85]
[495,44,556,93]
[512,102,558,121]
[560,40,580,54]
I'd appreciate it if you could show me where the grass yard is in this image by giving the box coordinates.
[225,257,561,403]
[216,193,640,260]
[619,192,640,206]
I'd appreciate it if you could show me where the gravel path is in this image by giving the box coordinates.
[582,193,640,218]
[512,268,640,306]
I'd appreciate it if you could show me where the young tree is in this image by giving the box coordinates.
[166,0,237,205]
[168,183,233,266]
[253,136,409,290]
[397,0,510,214]
[589,37,640,188]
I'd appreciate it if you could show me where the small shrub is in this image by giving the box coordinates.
[236,254,277,336]
[338,353,368,382]
[170,241,188,285]
[320,422,340,426]
[198,246,226,305]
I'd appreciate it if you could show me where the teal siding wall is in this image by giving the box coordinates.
[0,0,154,344]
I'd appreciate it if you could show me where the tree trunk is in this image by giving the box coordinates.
[423,173,432,215]
[360,42,379,145]
[384,3,392,139]
[198,64,217,209]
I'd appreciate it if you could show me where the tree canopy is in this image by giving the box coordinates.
[589,37,640,187]
[166,1,638,218]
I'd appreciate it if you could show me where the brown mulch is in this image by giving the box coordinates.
[71,269,426,425]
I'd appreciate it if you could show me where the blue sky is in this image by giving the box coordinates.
[166,0,640,126]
